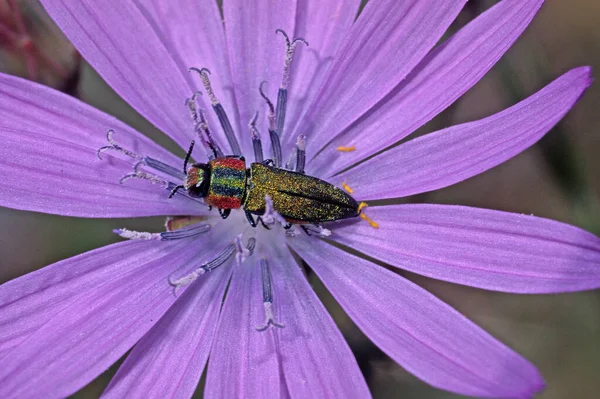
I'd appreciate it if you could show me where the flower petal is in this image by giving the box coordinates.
[311,0,545,175]
[303,0,466,156]
[103,265,231,399]
[223,0,297,154]
[282,0,361,148]
[290,237,545,399]
[266,243,370,398]
[337,67,592,200]
[204,253,283,398]
[39,0,197,149]
[205,239,369,398]
[0,238,200,398]
[0,240,164,356]
[139,0,241,152]
[0,74,197,217]
[331,204,600,293]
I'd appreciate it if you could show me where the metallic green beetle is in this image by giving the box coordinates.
[170,148,360,228]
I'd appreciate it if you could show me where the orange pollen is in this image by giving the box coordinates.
[336,145,356,152]
[357,202,379,229]
[341,182,354,194]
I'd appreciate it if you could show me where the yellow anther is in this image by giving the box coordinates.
[336,145,356,152]
[357,202,379,228]
[360,213,379,229]
[341,182,354,194]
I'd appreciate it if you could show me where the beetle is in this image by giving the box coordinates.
[170,145,360,228]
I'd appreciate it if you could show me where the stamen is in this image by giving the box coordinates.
[341,182,354,194]
[302,224,332,237]
[275,29,308,137]
[186,92,222,159]
[97,129,143,160]
[336,145,356,152]
[259,81,282,167]
[358,202,379,229]
[285,147,297,171]
[190,67,241,155]
[168,236,256,296]
[249,111,264,163]
[143,157,186,180]
[119,161,168,187]
[235,235,257,265]
[256,258,284,331]
[169,243,236,296]
[262,195,289,228]
[113,223,210,241]
[198,109,224,159]
[295,135,306,174]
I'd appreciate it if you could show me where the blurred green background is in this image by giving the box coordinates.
[0,0,599,398]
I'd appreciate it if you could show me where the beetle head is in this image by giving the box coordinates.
[184,163,210,198]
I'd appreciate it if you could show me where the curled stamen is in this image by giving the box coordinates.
[235,234,254,265]
[249,111,264,163]
[119,161,168,187]
[198,109,223,159]
[190,67,218,105]
[97,129,143,161]
[113,223,211,241]
[185,91,203,123]
[275,29,309,90]
[190,67,241,155]
[169,243,236,296]
[259,81,276,131]
[256,258,284,331]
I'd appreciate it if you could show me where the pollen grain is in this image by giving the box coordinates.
[336,145,356,152]
[358,202,379,229]
[341,182,354,194]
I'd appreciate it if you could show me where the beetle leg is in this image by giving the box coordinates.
[257,217,271,230]
[245,210,258,227]
[219,208,231,220]
[261,159,275,167]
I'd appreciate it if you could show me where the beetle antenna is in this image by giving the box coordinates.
[183,140,195,174]
[169,184,184,199]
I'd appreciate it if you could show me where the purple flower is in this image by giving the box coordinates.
[0,0,598,398]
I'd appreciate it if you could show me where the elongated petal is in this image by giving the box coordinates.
[0,239,200,398]
[103,265,231,399]
[332,204,600,293]
[290,238,544,398]
[223,0,297,154]
[337,67,592,200]
[0,74,196,217]
[205,254,283,398]
[39,0,197,149]
[266,243,370,398]
[205,240,369,398]
[303,0,466,156]
[282,0,361,148]
[0,240,165,355]
[311,0,545,175]
[139,0,241,152]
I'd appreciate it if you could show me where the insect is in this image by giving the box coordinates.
[169,142,360,228]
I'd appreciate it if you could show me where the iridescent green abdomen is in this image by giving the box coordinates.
[204,156,247,209]
[244,163,359,223]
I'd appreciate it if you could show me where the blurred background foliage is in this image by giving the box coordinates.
[0,0,599,398]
